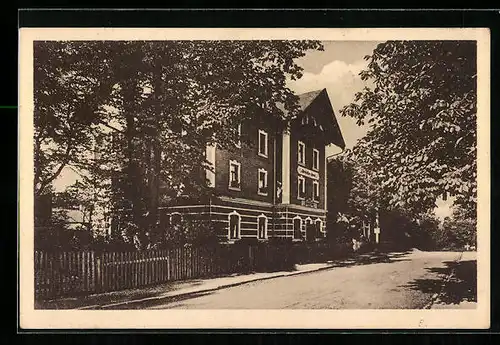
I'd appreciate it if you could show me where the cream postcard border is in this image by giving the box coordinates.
[18,27,490,329]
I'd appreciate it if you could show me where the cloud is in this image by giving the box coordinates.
[288,59,370,149]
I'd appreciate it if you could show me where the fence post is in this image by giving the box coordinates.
[103,252,108,292]
[166,249,170,281]
[50,252,57,299]
[95,251,99,293]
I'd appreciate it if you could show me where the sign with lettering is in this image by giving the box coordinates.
[297,166,319,180]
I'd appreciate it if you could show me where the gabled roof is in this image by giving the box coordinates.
[293,88,346,150]
[297,89,323,111]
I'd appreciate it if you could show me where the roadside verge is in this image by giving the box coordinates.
[36,262,336,310]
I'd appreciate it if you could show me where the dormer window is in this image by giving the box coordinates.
[298,141,306,165]
[258,129,268,158]
[313,148,320,171]
[229,160,241,190]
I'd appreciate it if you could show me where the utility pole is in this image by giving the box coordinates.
[374,208,380,244]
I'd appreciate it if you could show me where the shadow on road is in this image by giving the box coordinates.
[103,251,414,309]
[402,260,477,306]
[326,251,411,268]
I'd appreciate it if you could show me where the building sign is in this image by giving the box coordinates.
[297,166,319,180]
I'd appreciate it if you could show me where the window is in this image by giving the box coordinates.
[313,180,320,201]
[315,219,323,238]
[298,141,305,165]
[293,216,302,240]
[258,129,268,157]
[258,168,268,196]
[170,212,182,227]
[235,123,242,148]
[229,160,241,190]
[305,217,313,241]
[257,214,268,239]
[297,176,306,200]
[228,211,241,240]
[313,148,320,171]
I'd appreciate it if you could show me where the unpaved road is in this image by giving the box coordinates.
[125,250,476,309]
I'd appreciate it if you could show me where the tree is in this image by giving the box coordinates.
[326,157,356,242]
[328,151,445,249]
[34,40,324,248]
[341,41,477,218]
[33,41,111,197]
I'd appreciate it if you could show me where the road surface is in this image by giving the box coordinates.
[124,250,476,310]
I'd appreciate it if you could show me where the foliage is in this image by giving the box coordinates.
[326,158,353,218]
[436,216,476,250]
[34,40,323,247]
[340,41,477,217]
[33,42,108,197]
[409,213,441,250]
[326,154,380,243]
[34,225,103,252]
[407,207,477,251]
[160,217,222,249]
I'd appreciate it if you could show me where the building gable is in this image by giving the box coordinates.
[293,89,346,150]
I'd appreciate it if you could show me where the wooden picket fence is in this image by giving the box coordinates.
[34,244,293,300]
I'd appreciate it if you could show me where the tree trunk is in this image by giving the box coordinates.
[148,61,163,244]
[122,78,143,243]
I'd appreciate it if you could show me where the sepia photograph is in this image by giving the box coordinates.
[19,27,490,329]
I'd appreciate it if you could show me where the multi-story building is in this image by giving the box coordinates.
[165,88,345,242]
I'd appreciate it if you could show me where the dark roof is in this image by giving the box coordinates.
[297,89,323,111]
[294,88,346,149]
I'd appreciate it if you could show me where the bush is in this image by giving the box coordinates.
[326,221,355,245]
[411,215,477,251]
[430,218,476,251]
[160,217,221,248]
[34,225,119,252]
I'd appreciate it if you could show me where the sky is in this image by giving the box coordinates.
[287,41,381,154]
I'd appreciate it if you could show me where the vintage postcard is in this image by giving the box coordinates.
[19,27,490,329]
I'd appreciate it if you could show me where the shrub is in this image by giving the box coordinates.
[160,217,221,248]
[434,217,476,251]
[413,215,477,251]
